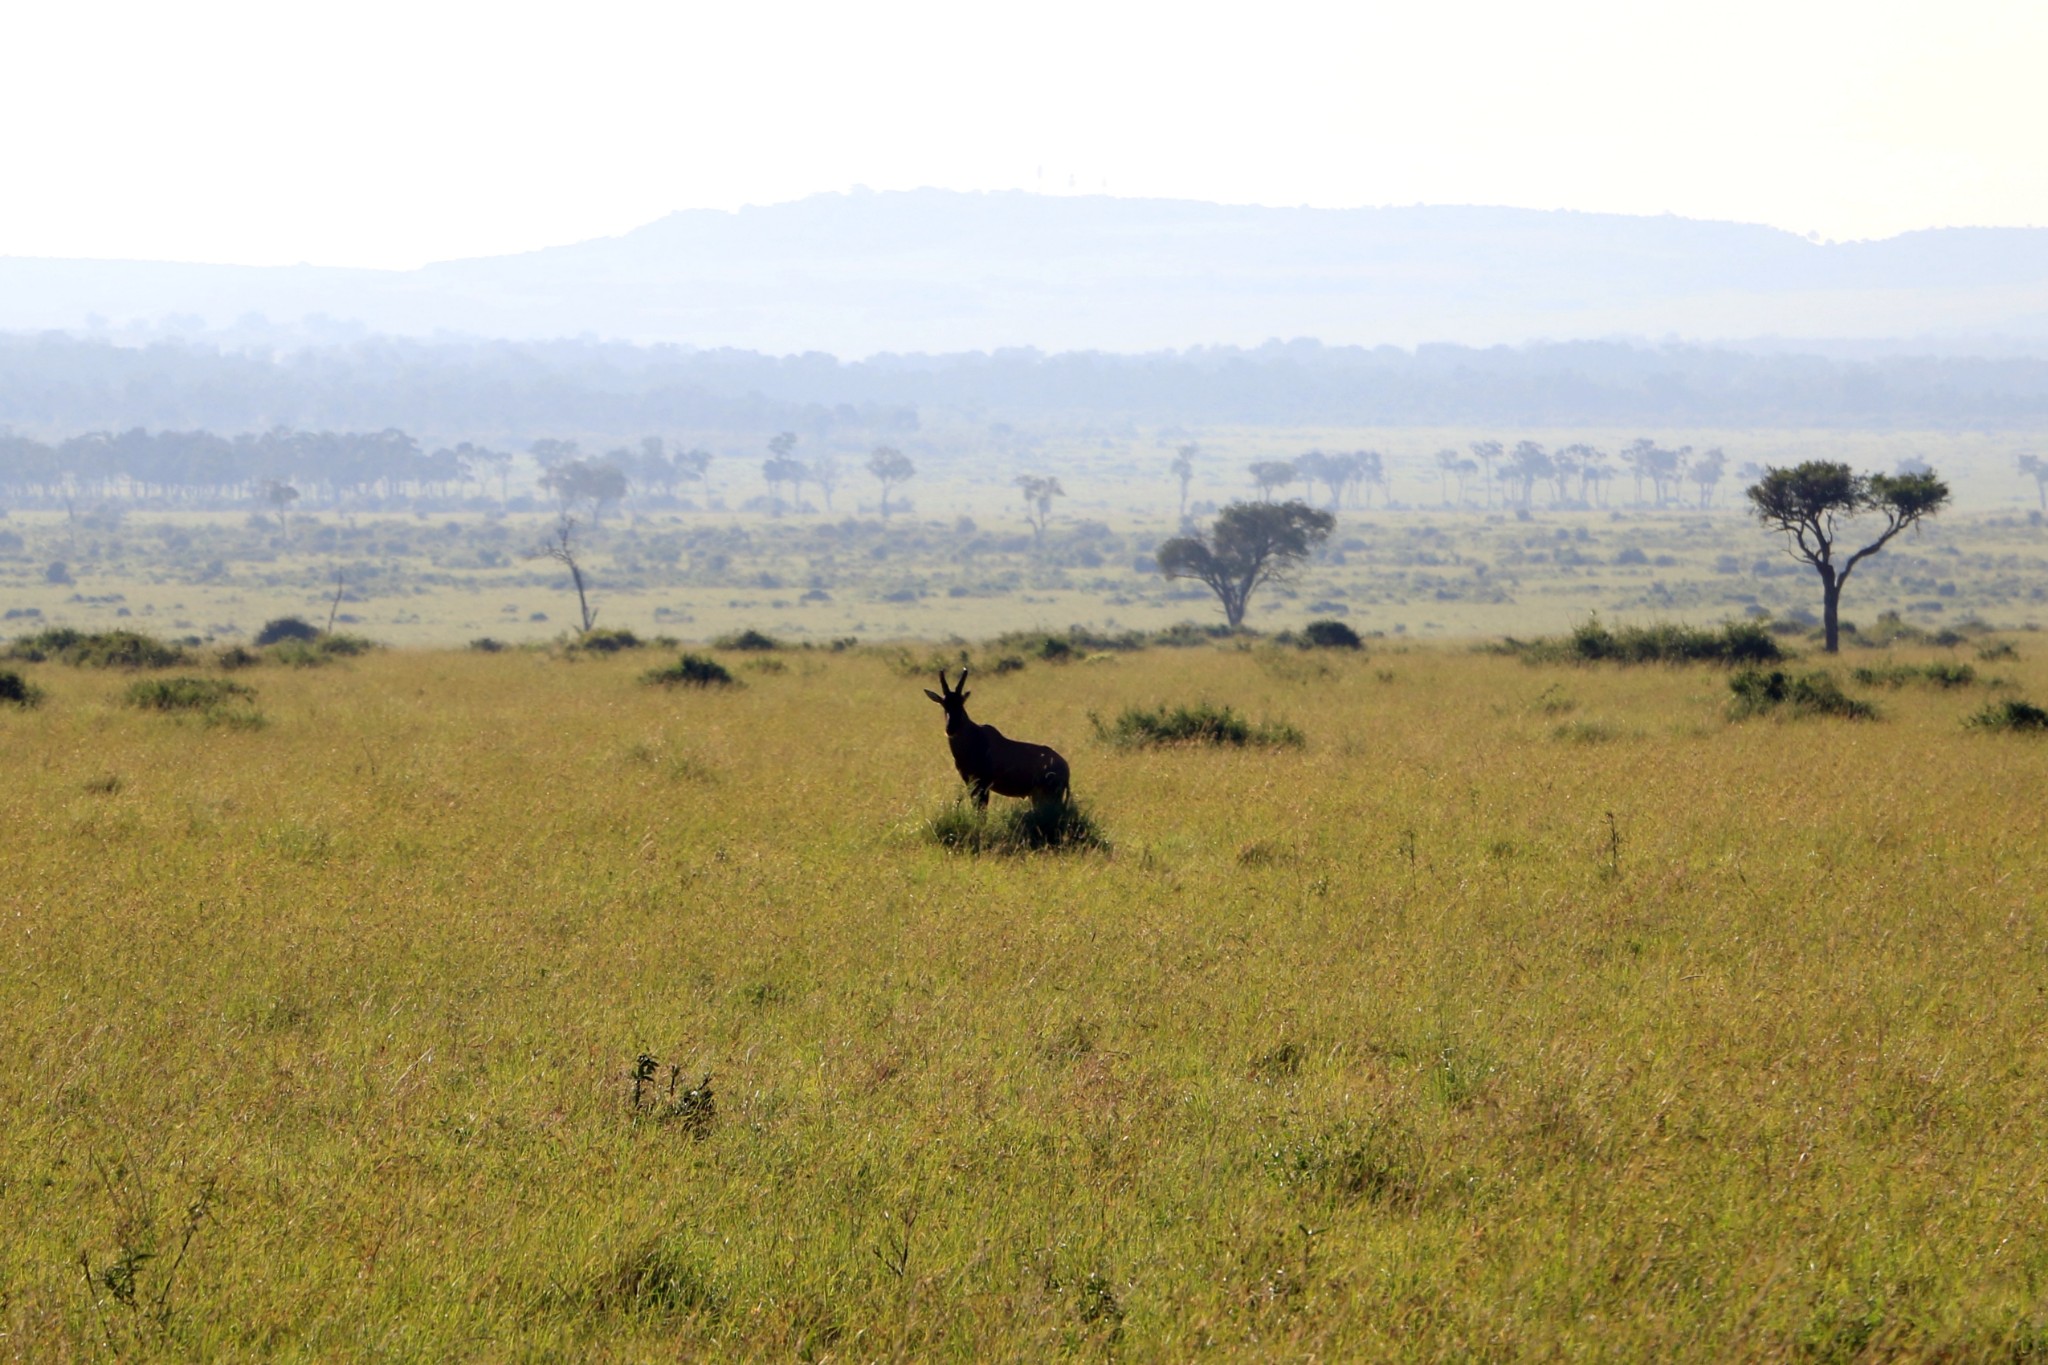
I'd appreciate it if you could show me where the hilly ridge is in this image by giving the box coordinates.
[5,190,2048,355]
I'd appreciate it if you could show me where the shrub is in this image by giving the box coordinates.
[1091,701,1304,748]
[1503,617,1783,666]
[713,629,781,651]
[269,633,375,667]
[1728,668,1876,720]
[575,627,642,653]
[3,628,188,669]
[1852,662,1977,689]
[924,798,1110,854]
[253,617,320,646]
[124,676,256,712]
[644,653,740,688]
[0,669,43,708]
[1150,621,1235,648]
[216,645,263,670]
[1301,619,1364,650]
[1978,640,2020,662]
[1967,698,2048,732]
[469,637,506,652]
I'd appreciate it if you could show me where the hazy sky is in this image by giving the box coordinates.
[5,0,2044,268]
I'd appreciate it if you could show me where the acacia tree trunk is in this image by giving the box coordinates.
[1821,566,1842,653]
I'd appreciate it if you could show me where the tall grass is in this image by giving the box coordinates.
[5,644,2048,1357]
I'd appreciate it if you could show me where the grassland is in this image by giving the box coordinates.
[4,631,2048,1358]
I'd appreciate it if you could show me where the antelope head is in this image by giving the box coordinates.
[923,667,972,732]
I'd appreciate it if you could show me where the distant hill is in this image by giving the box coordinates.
[6,191,2048,355]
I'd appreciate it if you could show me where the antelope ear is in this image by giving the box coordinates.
[958,690,971,704]
[924,689,945,704]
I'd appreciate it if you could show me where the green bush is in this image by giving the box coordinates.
[124,676,256,712]
[1728,669,1876,720]
[644,653,740,688]
[575,627,642,653]
[1852,662,1978,689]
[1506,617,1783,666]
[924,798,1109,855]
[1091,701,1304,748]
[269,633,375,667]
[0,669,43,708]
[1967,698,2048,732]
[1301,619,1364,650]
[713,629,782,651]
[253,617,320,646]
[4,628,187,669]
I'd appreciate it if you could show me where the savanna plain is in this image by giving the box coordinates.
[5,621,2048,1360]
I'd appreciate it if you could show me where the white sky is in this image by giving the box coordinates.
[4,0,2045,268]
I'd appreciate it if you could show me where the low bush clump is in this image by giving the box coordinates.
[0,669,43,708]
[253,617,321,646]
[124,676,256,712]
[123,676,265,728]
[1149,621,1235,648]
[1967,698,2048,732]
[1507,617,1784,666]
[269,633,375,667]
[1852,662,1978,689]
[713,629,782,651]
[4,627,188,669]
[574,627,642,653]
[1728,668,1876,720]
[924,798,1110,854]
[468,637,506,652]
[644,654,740,688]
[1091,701,1305,748]
[1299,619,1364,649]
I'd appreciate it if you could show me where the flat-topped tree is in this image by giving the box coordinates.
[1157,499,1336,630]
[1747,461,1950,653]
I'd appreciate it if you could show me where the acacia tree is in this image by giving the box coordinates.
[1249,460,1296,501]
[867,446,915,517]
[1747,461,1950,652]
[1170,443,1198,521]
[1156,499,1336,630]
[2019,454,2047,511]
[1016,474,1065,546]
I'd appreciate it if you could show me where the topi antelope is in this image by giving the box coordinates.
[925,667,1070,808]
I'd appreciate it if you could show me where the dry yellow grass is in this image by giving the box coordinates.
[3,636,2046,1358]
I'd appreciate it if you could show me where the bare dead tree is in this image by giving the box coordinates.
[536,515,598,633]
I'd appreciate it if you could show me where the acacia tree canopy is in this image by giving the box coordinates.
[1157,499,1336,629]
[1746,460,1950,652]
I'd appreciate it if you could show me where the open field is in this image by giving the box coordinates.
[4,427,2046,649]
[5,633,2048,1357]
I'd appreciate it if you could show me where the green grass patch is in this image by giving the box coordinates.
[1091,701,1304,748]
[923,797,1110,854]
[644,653,740,688]
[1728,668,1876,720]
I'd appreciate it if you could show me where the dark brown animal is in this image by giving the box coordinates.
[924,667,1070,808]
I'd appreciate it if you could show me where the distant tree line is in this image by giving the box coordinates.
[6,332,2048,434]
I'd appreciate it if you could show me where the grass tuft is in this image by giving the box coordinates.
[1852,662,1978,689]
[1091,701,1304,748]
[924,797,1110,854]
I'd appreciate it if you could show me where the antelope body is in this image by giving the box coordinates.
[925,668,1070,808]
